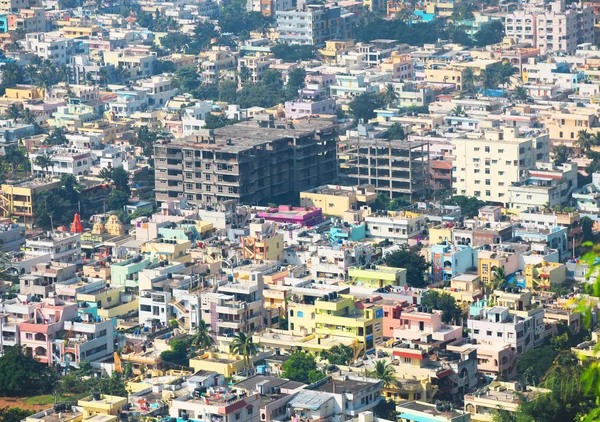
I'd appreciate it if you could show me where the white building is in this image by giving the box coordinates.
[452,127,551,205]
[30,147,93,177]
[310,243,373,279]
[25,32,76,65]
[365,212,426,243]
[25,233,82,264]
[181,102,213,136]
[139,290,171,329]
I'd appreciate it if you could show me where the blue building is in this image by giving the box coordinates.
[430,242,478,283]
[514,225,569,261]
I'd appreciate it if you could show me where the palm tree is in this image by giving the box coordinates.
[479,68,497,90]
[552,144,572,166]
[452,105,464,116]
[229,332,258,369]
[98,167,113,183]
[576,130,593,153]
[238,65,251,86]
[367,360,398,388]
[4,104,21,123]
[191,320,214,350]
[463,67,477,93]
[34,154,53,177]
[24,64,38,83]
[3,148,25,179]
[382,83,398,108]
[511,85,530,103]
[490,266,508,294]
[19,108,36,125]
[498,62,517,88]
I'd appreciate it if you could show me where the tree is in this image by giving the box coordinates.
[385,123,405,140]
[45,127,68,145]
[511,85,531,103]
[160,338,191,367]
[34,155,53,176]
[443,195,486,218]
[367,360,398,388]
[382,84,398,108]
[203,113,235,130]
[582,216,596,242]
[0,407,33,422]
[475,20,504,47]
[132,126,160,159]
[281,352,324,384]
[552,144,571,166]
[0,346,58,396]
[192,319,214,350]
[462,67,477,93]
[319,344,354,365]
[193,21,218,48]
[349,92,385,123]
[271,45,315,62]
[107,188,129,211]
[98,167,113,183]
[19,108,36,126]
[385,247,429,287]
[95,372,128,397]
[4,104,21,123]
[0,62,25,87]
[479,67,498,90]
[286,68,306,99]
[576,130,593,153]
[109,167,131,195]
[173,67,200,94]
[229,332,258,369]
[497,62,517,88]
[420,290,462,324]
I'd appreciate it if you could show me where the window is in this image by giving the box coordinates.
[497,332,502,337]
[485,146,490,153]
[474,329,480,334]
[487,330,492,336]
[485,190,491,196]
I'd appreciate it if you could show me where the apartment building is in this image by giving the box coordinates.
[25,232,82,264]
[452,128,550,205]
[288,293,383,350]
[30,147,93,177]
[12,8,46,33]
[276,5,345,46]
[154,118,337,207]
[0,221,25,252]
[467,305,538,355]
[139,290,171,328]
[170,390,261,422]
[237,53,273,85]
[103,49,156,79]
[201,275,264,340]
[338,138,430,200]
[0,0,40,13]
[311,243,373,279]
[25,33,77,65]
[300,184,376,217]
[507,162,578,211]
[504,0,594,55]
[365,211,427,243]
[51,316,114,368]
[392,307,462,343]
[241,221,284,262]
[199,46,238,85]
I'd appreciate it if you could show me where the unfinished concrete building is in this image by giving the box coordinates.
[338,138,430,200]
[154,116,338,206]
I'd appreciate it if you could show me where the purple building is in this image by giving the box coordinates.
[256,205,323,227]
[285,83,336,119]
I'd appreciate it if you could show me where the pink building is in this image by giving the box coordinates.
[370,297,407,338]
[393,308,462,343]
[257,205,323,227]
[19,298,77,364]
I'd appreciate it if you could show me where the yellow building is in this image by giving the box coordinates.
[543,107,600,147]
[424,67,466,90]
[189,352,247,377]
[78,394,127,422]
[317,40,355,64]
[288,295,383,350]
[525,261,567,290]
[300,184,376,218]
[5,85,43,100]
[77,287,138,319]
[429,225,452,245]
[347,265,407,288]
[79,122,122,143]
[142,238,192,263]
[241,232,284,261]
[60,25,101,38]
[0,179,61,225]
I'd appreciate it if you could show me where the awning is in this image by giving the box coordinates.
[398,413,440,422]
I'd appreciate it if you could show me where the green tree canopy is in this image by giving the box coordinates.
[319,344,354,366]
[349,92,385,123]
[443,195,486,218]
[0,346,58,397]
[282,352,325,384]
[385,247,429,287]
[420,290,462,324]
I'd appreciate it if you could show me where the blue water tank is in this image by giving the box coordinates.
[96,316,101,322]
[256,365,267,374]
[165,333,170,339]
[143,326,149,332]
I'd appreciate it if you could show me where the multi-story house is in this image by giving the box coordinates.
[136,76,178,108]
[311,243,372,279]
[504,0,594,55]
[393,307,463,343]
[201,274,264,341]
[51,316,114,368]
[508,162,578,211]
[103,49,156,79]
[25,232,82,264]
[276,5,345,46]
[288,293,383,350]
[452,127,550,205]
[241,221,284,262]
[170,389,261,422]
[237,53,273,85]
[25,32,77,65]
[365,211,427,243]
[199,46,237,85]
[154,118,337,207]
[139,290,171,329]
[0,0,40,13]
[30,147,93,178]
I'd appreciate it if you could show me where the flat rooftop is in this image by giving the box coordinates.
[169,119,335,153]
[313,377,377,394]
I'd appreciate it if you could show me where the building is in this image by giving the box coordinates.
[452,128,550,205]
[430,242,478,283]
[524,261,567,290]
[464,381,550,421]
[25,232,82,264]
[276,5,347,46]
[256,205,323,227]
[504,0,594,55]
[241,221,284,262]
[311,243,373,279]
[507,162,578,211]
[338,137,430,200]
[154,118,337,206]
[347,265,407,288]
[300,184,376,218]
[288,293,383,350]
[0,179,61,225]
[139,290,171,329]
[170,389,261,422]
[365,211,427,243]
[398,401,471,422]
